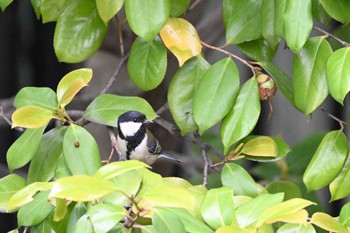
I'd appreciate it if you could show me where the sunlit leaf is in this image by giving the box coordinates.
[12,106,52,129]
[96,0,124,23]
[329,152,350,201]
[56,68,92,108]
[310,212,348,233]
[261,0,285,47]
[74,214,94,233]
[241,136,278,158]
[153,208,186,233]
[84,94,157,127]
[168,56,210,135]
[41,0,70,23]
[216,226,256,233]
[95,160,149,180]
[276,223,316,233]
[0,174,26,212]
[53,198,68,222]
[319,0,350,24]
[266,181,302,200]
[160,17,202,66]
[339,202,350,227]
[0,0,13,11]
[14,87,57,111]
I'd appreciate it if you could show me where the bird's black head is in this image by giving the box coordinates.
[117,111,152,139]
[118,111,147,125]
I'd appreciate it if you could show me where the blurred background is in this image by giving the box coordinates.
[0,1,348,232]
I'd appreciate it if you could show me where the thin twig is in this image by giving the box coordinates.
[188,0,203,12]
[193,131,210,186]
[115,15,125,57]
[313,26,350,47]
[320,107,348,130]
[201,41,257,76]
[0,105,24,132]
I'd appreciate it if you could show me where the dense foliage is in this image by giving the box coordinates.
[1,0,350,232]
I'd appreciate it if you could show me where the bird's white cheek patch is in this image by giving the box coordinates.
[119,122,142,137]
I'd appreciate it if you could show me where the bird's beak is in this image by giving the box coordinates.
[144,119,153,124]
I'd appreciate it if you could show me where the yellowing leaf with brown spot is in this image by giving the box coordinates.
[160,18,202,67]
[12,106,52,129]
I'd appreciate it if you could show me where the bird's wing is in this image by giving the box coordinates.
[146,129,162,154]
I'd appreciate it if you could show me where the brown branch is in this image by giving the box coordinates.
[115,15,125,57]
[313,26,350,47]
[320,107,348,130]
[193,131,210,186]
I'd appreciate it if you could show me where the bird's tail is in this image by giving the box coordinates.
[159,152,182,163]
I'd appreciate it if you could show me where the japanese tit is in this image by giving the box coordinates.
[117,111,181,165]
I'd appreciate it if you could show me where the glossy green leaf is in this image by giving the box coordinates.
[304,130,348,192]
[153,208,186,233]
[28,126,66,183]
[266,181,301,201]
[53,198,67,222]
[310,212,348,233]
[7,182,53,211]
[84,94,157,127]
[329,153,350,201]
[221,163,258,197]
[326,47,350,104]
[319,0,350,24]
[221,77,260,153]
[238,38,278,61]
[0,0,13,11]
[235,193,284,228]
[136,168,164,196]
[169,0,190,17]
[18,191,54,227]
[14,87,57,111]
[63,124,101,175]
[0,174,26,211]
[339,202,350,227]
[30,220,55,233]
[54,0,108,62]
[258,61,294,106]
[55,156,72,179]
[292,37,332,115]
[216,226,255,233]
[160,18,202,66]
[277,223,316,233]
[95,160,149,180]
[200,187,235,229]
[49,175,116,202]
[311,0,331,26]
[41,0,69,23]
[168,56,210,135]
[66,203,87,233]
[241,136,278,158]
[193,58,239,133]
[56,68,93,108]
[96,0,124,23]
[74,214,94,233]
[125,0,170,42]
[127,37,167,91]
[261,0,285,47]
[87,204,126,233]
[12,106,52,128]
[7,126,46,171]
[283,0,313,52]
[224,0,262,44]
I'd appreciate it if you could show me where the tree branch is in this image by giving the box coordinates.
[313,26,350,47]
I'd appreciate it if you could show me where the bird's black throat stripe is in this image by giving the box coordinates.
[119,126,147,160]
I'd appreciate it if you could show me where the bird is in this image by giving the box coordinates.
[117,110,182,165]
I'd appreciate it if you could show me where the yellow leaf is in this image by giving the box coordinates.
[264,209,308,225]
[12,106,52,128]
[160,18,202,66]
[310,212,348,233]
[241,136,278,157]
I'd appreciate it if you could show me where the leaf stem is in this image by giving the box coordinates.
[320,107,347,130]
[313,26,350,47]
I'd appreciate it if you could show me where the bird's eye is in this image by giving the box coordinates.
[133,118,137,122]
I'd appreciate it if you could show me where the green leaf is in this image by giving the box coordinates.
[311,0,331,26]
[7,182,53,212]
[221,77,260,153]
[160,18,202,66]
[238,38,278,61]
[303,130,348,192]
[125,0,170,42]
[258,61,294,106]
[319,0,350,24]
[235,193,284,228]
[261,0,285,47]
[266,181,302,200]
[74,214,94,233]
[326,47,350,104]
[96,0,124,23]
[28,126,66,183]
[63,124,101,175]
[339,202,350,227]
[49,175,116,202]
[200,186,235,229]
[87,204,126,233]
[329,152,350,201]
[240,136,278,158]
[216,226,255,233]
[54,0,108,62]
[31,0,42,19]
[30,220,55,233]
[0,0,12,11]
[12,106,52,128]
[84,94,157,127]
[168,56,210,135]
[221,163,258,197]
[127,37,167,91]
[95,160,149,180]
[153,208,186,233]
[6,126,46,171]
[14,87,57,111]
[292,37,332,115]
[53,198,68,222]
[169,0,190,17]
[193,58,239,133]
[55,156,72,179]
[56,68,93,108]
[0,174,26,212]
[67,203,87,233]
[283,0,313,52]
[310,212,348,233]
[41,0,70,23]
[277,223,316,233]
[257,198,315,227]
[18,191,54,227]
[224,0,262,44]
